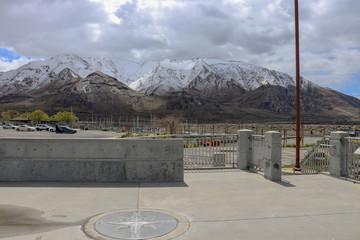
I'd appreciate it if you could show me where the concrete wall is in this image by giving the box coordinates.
[263,131,282,181]
[329,131,349,178]
[237,130,282,181]
[0,138,184,182]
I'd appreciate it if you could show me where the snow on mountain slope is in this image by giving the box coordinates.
[0,54,313,96]
[0,54,156,94]
[130,58,310,95]
[130,59,216,95]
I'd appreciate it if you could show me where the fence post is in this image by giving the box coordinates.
[237,129,253,170]
[264,131,282,181]
[329,131,349,177]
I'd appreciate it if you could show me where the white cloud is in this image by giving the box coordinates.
[89,0,131,24]
[0,57,33,72]
[351,93,360,99]
[88,24,102,42]
[0,0,359,94]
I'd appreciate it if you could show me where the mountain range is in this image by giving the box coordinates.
[0,54,359,123]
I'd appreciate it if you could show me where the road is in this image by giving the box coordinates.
[0,127,122,139]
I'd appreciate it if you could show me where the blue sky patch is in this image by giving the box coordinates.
[304,70,331,76]
[0,48,21,62]
[339,72,360,98]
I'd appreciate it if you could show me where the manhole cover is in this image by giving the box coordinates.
[84,209,189,240]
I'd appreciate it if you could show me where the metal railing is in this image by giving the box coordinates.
[183,134,238,168]
[251,135,265,172]
[301,136,331,174]
[345,137,360,180]
[136,134,238,169]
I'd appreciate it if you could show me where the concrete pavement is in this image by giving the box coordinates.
[0,170,359,240]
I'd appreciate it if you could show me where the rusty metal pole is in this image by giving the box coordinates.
[294,0,301,171]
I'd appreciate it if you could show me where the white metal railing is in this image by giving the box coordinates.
[345,137,360,180]
[251,135,265,172]
[301,136,331,174]
[137,134,238,169]
[183,134,238,168]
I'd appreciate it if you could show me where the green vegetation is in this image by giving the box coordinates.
[1,110,19,121]
[282,164,296,168]
[28,110,49,122]
[50,111,79,124]
[1,109,78,124]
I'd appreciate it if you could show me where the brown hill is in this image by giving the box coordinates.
[0,69,359,123]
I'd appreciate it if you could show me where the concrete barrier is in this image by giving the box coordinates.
[0,138,184,182]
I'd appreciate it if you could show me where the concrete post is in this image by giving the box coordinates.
[263,131,282,181]
[330,131,349,178]
[237,130,253,170]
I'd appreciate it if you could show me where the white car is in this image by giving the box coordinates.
[3,124,17,129]
[36,124,54,131]
[16,125,36,132]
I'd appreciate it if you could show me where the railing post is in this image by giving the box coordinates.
[330,131,349,177]
[237,129,253,170]
[264,131,282,181]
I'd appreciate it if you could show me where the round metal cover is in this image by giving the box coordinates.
[84,209,189,240]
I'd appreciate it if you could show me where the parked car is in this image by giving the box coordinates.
[16,125,36,132]
[3,124,17,129]
[348,129,360,137]
[55,125,77,134]
[36,124,53,131]
[48,126,56,132]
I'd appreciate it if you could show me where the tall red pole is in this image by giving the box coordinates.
[294,0,301,170]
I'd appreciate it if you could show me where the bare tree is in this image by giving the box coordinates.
[158,116,180,134]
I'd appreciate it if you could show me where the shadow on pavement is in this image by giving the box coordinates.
[0,205,86,238]
[274,180,296,187]
[0,181,188,188]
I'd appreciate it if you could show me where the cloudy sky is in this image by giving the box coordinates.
[0,0,359,98]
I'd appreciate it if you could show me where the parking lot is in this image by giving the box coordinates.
[0,127,122,139]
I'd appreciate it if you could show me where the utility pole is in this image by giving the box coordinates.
[110,114,113,130]
[294,0,301,171]
[70,105,73,128]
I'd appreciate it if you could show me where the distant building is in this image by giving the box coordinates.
[11,116,31,124]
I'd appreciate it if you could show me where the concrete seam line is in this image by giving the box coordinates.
[137,182,141,210]
[191,211,360,223]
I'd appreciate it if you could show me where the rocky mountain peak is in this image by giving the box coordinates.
[56,68,81,81]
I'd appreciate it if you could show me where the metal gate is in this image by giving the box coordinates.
[183,134,238,169]
[345,137,360,180]
[301,136,331,174]
[251,135,265,172]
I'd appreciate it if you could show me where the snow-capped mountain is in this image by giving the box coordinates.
[0,54,312,96]
[130,58,312,96]
[0,54,359,123]
[0,54,156,95]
